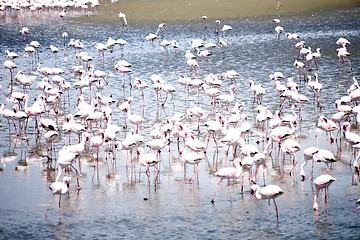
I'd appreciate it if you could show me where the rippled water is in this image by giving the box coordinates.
[0,6,360,239]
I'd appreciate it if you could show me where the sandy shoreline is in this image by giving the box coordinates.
[78,0,360,23]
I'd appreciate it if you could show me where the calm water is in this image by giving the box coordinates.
[0,6,360,239]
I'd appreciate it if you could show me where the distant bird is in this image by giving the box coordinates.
[222,24,232,41]
[156,23,166,36]
[119,12,127,26]
[211,158,242,203]
[250,184,285,223]
[5,50,20,60]
[270,71,284,81]
[313,174,336,211]
[19,27,30,40]
[275,26,284,39]
[337,46,352,69]
[273,18,280,26]
[202,15,207,29]
[4,60,17,87]
[286,33,299,46]
[146,33,158,47]
[215,20,221,35]
[336,37,350,47]
[45,177,70,219]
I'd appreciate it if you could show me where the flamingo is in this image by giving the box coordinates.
[343,122,360,162]
[300,146,319,180]
[249,80,266,105]
[179,148,205,182]
[45,176,70,219]
[220,128,242,159]
[337,47,351,69]
[146,33,159,48]
[264,121,295,155]
[274,26,284,39]
[118,11,127,26]
[5,50,20,60]
[133,78,149,98]
[312,149,336,171]
[126,106,146,133]
[222,24,232,41]
[4,60,17,89]
[307,73,322,106]
[162,82,176,106]
[281,104,297,126]
[286,33,299,46]
[211,158,242,203]
[270,71,284,81]
[187,106,205,132]
[159,40,171,56]
[170,40,179,57]
[215,20,221,35]
[203,84,221,113]
[221,70,240,92]
[216,85,235,111]
[0,104,16,133]
[56,146,81,189]
[313,174,336,211]
[204,113,224,151]
[19,27,29,40]
[250,184,285,223]
[115,60,132,86]
[156,23,166,36]
[280,138,301,175]
[317,115,339,142]
[336,37,350,47]
[94,42,108,62]
[205,42,218,54]
[185,134,206,153]
[293,60,306,81]
[202,16,207,29]
[137,147,161,185]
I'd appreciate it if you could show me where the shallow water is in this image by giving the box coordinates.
[0,5,360,239]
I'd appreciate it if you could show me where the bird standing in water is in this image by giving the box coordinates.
[251,184,284,223]
[45,176,70,219]
[313,174,336,211]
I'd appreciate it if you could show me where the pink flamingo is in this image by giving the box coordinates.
[45,176,70,219]
[4,60,17,90]
[211,158,242,203]
[300,146,319,180]
[313,174,336,211]
[280,138,301,175]
[317,115,339,142]
[137,147,161,186]
[312,149,336,171]
[250,184,285,223]
[180,148,205,182]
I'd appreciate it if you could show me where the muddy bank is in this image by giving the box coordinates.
[77,0,360,23]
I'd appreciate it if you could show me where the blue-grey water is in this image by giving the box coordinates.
[0,7,360,239]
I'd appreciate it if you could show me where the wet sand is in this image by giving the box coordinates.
[79,0,360,23]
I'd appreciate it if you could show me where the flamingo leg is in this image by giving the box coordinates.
[45,194,55,218]
[268,199,272,223]
[211,179,223,203]
[227,179,232,202]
